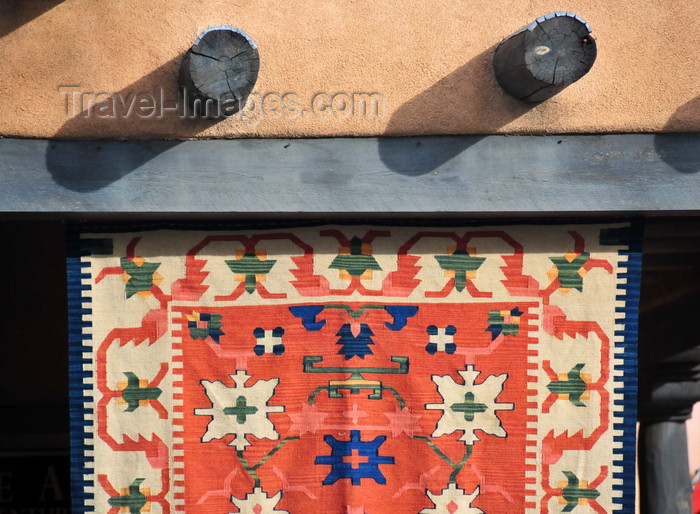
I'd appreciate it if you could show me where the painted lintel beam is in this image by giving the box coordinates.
[0,134,697,215]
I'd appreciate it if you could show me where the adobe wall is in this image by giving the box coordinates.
[0,0,697,139]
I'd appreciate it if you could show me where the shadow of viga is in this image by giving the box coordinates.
[47,55,226,192]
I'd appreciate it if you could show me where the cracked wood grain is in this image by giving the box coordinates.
[493,12,597,102]
[178,26,259,118]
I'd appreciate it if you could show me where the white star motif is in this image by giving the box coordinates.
[420,483,484,514]
[426,365,514,445]
[230,487,289,514]
[195,371,284,450]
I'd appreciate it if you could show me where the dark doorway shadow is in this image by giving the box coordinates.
[0,0,64,39]
[654,95,700,174]
[378,43,536,174]
[46,55,224,192]
[637,218,700,410]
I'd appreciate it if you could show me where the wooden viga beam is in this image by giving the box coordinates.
[179,25,260,118]
[492,12,597,102]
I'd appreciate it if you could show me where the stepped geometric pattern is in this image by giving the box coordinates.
[68,223,641,513]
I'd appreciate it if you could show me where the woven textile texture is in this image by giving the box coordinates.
[68,223,641,513]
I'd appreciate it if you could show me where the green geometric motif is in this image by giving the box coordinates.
[107,478,148,513]
[329,236,382,277]
[485,307,523,340]
[120,257,161,299]
[223,396,259,424]
[120,372,162,412]
[188,313,225,343]
[560,471,600,512]
[304,355,409,407]
[549,253,590,292]
[434,249,486,292]
[547,364,588,407]
[450,392,488,421]
[225,253,276,293]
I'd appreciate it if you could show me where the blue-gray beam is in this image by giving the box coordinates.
[0,134,697,215]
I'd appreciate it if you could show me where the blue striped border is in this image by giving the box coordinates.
[603,222,643,513]
[67,233,95,512]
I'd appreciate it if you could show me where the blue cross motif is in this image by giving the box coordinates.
[315,430,394,485]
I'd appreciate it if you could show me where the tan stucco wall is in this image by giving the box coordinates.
[1,0,698,139]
